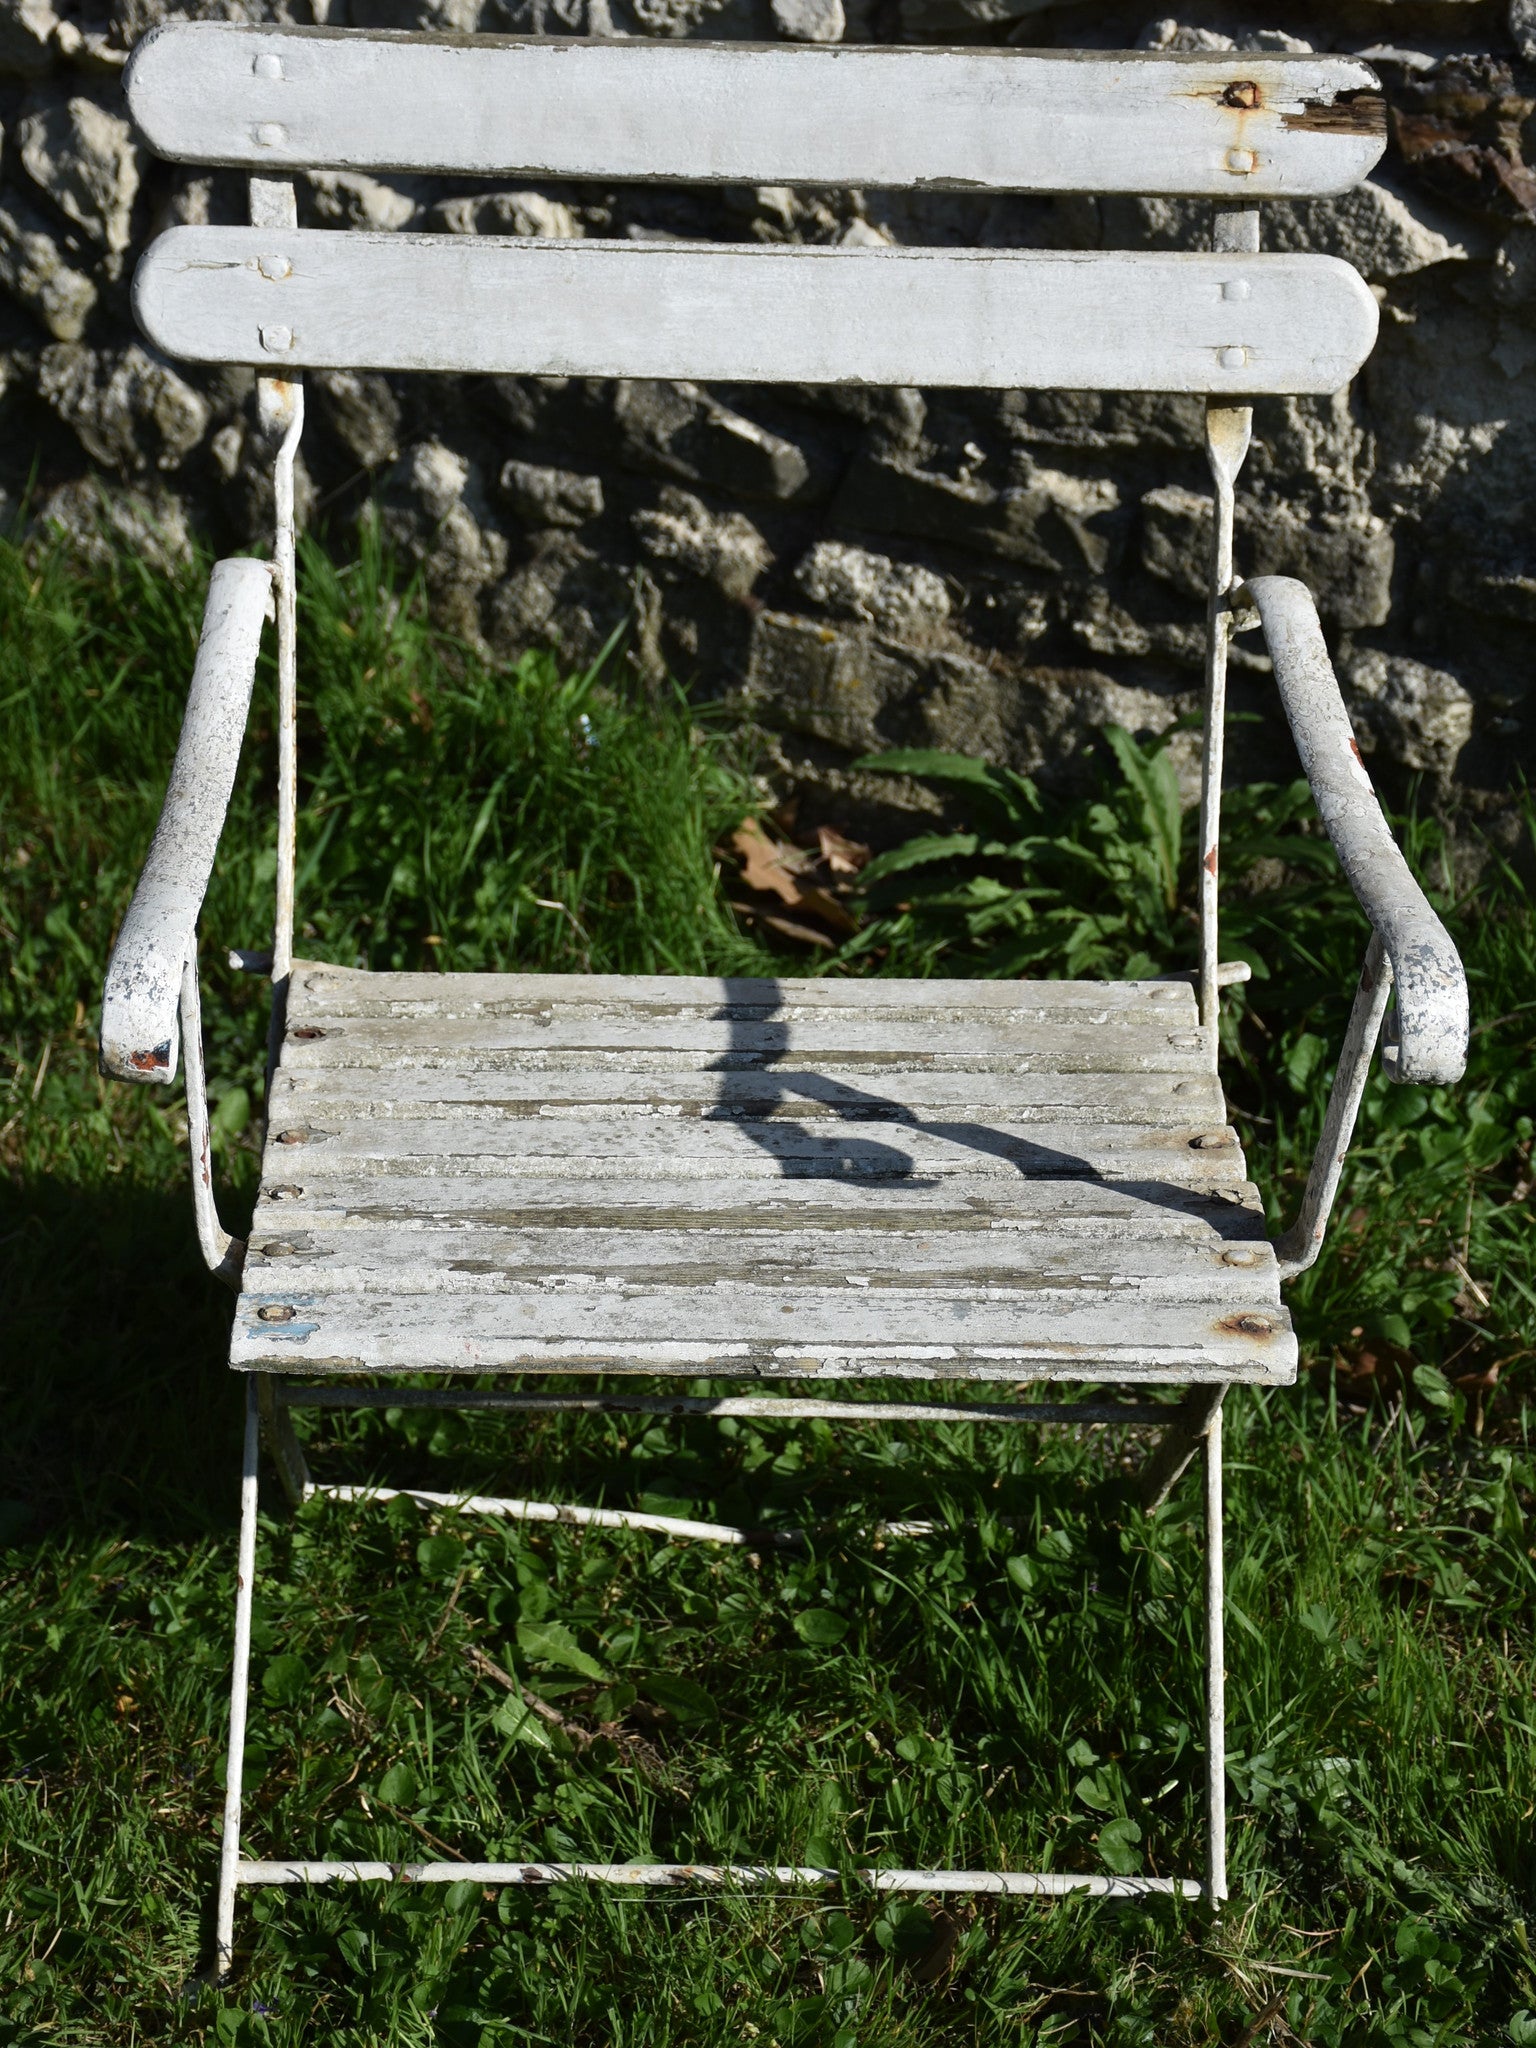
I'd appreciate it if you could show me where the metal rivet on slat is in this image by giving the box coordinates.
[1168,1032,1201,1050]
[1152,986,1182,1001]
[260,325,295,354]
[258,1241,297,1258]
[1189,1131,1233,1150]
[1221,1247,1261,1266]
[1225,147,1257,174]
[258,253,292,282]
[254,121,287,147]
[275,1128,308,1145]
[267,1184,303,1199]
[253,52,283,78]
[257,1304,296,1323]
[1220,1313,1273,1337]
[1218,346,1249,371]
[1221,279,1251,301]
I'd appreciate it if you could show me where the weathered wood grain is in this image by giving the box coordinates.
[243,1221,1278,1295]
[127,26,1384,199]
[237,965,1291,1383]
[251,1172,1267,1233]
[258,1113,1249,1187]
[279,1015,1214,1067]
[231,1286,1290,1380]
[270,1065,1225,1128]
[287,964,1198,1019]
[133,233,1378,397]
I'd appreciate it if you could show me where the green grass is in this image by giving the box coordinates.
[3,528,1536,2046]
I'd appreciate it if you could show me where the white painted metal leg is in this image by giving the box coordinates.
[1197,204,1258,1044]
[216,1377,261,1979]
[1204,1392,1228,1908]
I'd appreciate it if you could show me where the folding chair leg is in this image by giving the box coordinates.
[216,1378,261,1979]
[1136,1385,1224,1514]
[257,1377,310,1508]
[1204,1392,1228,1908]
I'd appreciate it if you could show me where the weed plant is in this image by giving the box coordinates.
[2,531,1535,2046]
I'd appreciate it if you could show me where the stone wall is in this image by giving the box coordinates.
[3,0,1534,843]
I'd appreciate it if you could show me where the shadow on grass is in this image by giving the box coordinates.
[1,1174,248,1545]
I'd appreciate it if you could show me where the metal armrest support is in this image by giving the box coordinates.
[100,557,273,1083]
[1240,576,1468,1088]
[1237,577,1469,1277]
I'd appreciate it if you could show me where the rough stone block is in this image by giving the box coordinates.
[613,379,811,502]
[18,91,141,255]
[0,194,95,339]
[304,171,419,234]
[794,539,950,635]
[501,458,604,528]
[1348,648,1475,783]
[745,611,920,754]
[0,0,61,78]
[633,486,771,601]
[770,0,843,39]
[430,191,580,238]
[836,451,1117,573]
[1141,485,1395,630]
[314,369,401,471]
[38,342,210,472]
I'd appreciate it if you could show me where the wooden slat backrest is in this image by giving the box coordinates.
[124,25,1386,396]
[126,26,1384,198]
[134,235,1379,395]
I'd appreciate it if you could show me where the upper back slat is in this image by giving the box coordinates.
[125,24,1384,198]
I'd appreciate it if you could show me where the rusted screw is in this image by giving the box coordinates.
[1189,1131,1233,1150]
[1220,1313,1273,1337]
[1221,80,1262,110]
[257,1303,297,1323]
[276,1128,308,1145]
[289,1026,326,1041]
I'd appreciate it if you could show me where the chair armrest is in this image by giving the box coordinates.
[100,558,273,1083]
[1240,576,1468,1086]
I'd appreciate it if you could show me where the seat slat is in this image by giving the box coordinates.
[134,233,1378,397]
[261,1112,1247,1187]
[245,1221,1277,1293]
[252,1173,1267,1234]
[272,1066,1224,1127]
[127,26,1383,198]
[280,1011,1209,1061]
[288,964,1198,1020]
[231,1286,1291,1381]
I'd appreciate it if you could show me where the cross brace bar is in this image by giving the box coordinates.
[237,1858,1199,1900]
[304,1480,949,1546]
[279,1384,1180,1428]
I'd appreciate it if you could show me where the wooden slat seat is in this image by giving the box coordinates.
[234,962,1295,1385]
